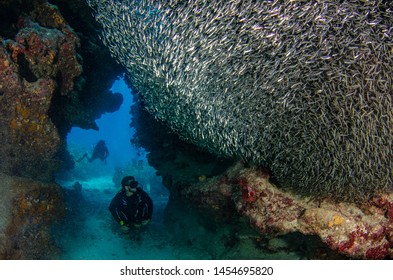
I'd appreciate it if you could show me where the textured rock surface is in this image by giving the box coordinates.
[48,0,125,132]
[0,0,123,259]
[0,15,79,180]
[0,0,123,180]
[0,173,64,259]
[180,162,393,259]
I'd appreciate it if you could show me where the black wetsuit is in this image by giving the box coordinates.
[76,140,109,163]
[89,140,109,162]
[109,187,153,226]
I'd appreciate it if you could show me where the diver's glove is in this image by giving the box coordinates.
[119,221,131,233]
[120,220,132,227]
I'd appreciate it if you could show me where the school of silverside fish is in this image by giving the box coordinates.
[87,0,392,201]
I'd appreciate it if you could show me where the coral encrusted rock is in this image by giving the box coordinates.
[0,15,81,180]
[0,0,123,179]
[0,173,64,259]
[180,162,393,259]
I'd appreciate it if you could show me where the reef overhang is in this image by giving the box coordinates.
[87,0,392,201]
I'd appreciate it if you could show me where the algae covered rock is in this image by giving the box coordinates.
[0,173,64,259]
[179,162,393,259]
[0,0,123,180]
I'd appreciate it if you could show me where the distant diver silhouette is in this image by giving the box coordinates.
[76,140,109,165]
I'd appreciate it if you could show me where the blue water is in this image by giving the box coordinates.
[67,76,142,173]
[53,77,300,260]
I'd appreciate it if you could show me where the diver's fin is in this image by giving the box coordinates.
[76,153,88,162]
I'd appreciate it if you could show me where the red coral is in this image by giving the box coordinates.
[370,226,386,242]
[240,177,256,203]
[387,205,393,221]
[331,224,392,258]
[338,232,356,252]
[371,196,393,221]
[365,243,390,259]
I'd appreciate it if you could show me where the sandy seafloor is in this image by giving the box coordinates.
[53,176,302,260]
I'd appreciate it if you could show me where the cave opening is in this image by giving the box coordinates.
[52,76,174,259]
[50,76,329,260]
[51,76,300,260]
[52,76,261,260]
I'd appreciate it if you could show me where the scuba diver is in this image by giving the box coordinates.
[109,176,153,233]
[76,140,109,165]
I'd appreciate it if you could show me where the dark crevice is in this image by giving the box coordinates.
[0,0,34,39]
[17,53,37,83]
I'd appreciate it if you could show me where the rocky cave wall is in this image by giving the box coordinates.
[0,0,124,180]
[0,0,124,259]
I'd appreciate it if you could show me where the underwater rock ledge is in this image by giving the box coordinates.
[179,162,393,259]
